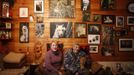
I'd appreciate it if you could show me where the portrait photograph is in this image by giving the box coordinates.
[49,0,75,18]
[100,0,115,10]
[130,26,134,32]
[50,22,72,38]
[127,16,134,25]
[88,24,100,34]
[81,0,90,11]
[102,15,115,24]
[88,34,100,44]
[116,16,124,27]
[19,22,29,43]
[74,23,87,38]
[89,45,98,53]
[119,39,134,51]
[36,23,44,38]
[34,0,44,13]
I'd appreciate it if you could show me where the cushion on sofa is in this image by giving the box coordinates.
[3,52,25,63]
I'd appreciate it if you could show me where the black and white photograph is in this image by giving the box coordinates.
[102,15,115,24]
[89,45,98,53]
[36,23,44,38]
[34,0,44,13]
[81,0,90,11]
[119,39,134,51]
[127,16,134,25]
[49,0,75,18]
[19,22,29,43]
[88,34,100,44]
[102,26,115,45]
[116,16,124,27]
[74,23,87,38]
[100,0,115,10]
[50,22,72,38]
[88,24,100,34]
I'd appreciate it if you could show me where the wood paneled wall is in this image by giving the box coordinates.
[0,0,134,63]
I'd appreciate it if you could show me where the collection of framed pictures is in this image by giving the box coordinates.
[17,0,134,55]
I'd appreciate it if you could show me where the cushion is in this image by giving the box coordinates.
[91,62,102,74]
[3,52,25,63]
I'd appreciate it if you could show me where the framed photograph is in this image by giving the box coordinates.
[50,22,72,38]
[81,0,90,11]
[100,0,115,10]
[119,39,134,51]
[19,22,29,43]
[102,26,115,45]
[35,14,44,23]
[19,7,28,18]
[74,22,87,38]
[101,46,115,56]
[36,23,44,38]
[88,34,100,44]
[82,11,90,22]
[34,0,44,13]
[102,15,115,24]
[127,16,134,25]
[92,14,101,22]
[49,0,75,18]
[129,26,134,32]
[5,22,11,29]
[116,16,124,27]
[89,45,98,53]
[88,24,100,34]
[2,2,9,17]
[127,2,134,14]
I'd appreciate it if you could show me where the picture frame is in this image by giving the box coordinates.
[2,2,10,17]
[81,0,90,11]
[35,14,44,23]
[102,15,115,24]
[127,2,134,14]
[36,23,44,38]
[19,22,29,43]
[92,14,101,22]
[101,46,115,56]
[129,26,134,32]
[127,16,134,25]
[88,34,100,44]
[5,22,11,29]
[89,45,98,53]
[100,0,116,10]
[88,24,100,34]
[74,22,87,38]
[19,7,28,18]
[119,38,134,51]
[34,0,44,13]
[82,11,90,22]
[49,0,75,18]
[50,22,72,38]
[116,16,124,27]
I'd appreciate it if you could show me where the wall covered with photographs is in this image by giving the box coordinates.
[0,0,134,63]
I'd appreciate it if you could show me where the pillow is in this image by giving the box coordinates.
[3,52,25,63]
[91,62,102,74]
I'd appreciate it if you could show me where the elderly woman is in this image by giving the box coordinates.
[64,43,91,75]
[44,41,63,75]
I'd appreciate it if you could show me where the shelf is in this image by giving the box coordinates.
[0,28,12,30]
[0,16,12,20]
[0,38,12,41]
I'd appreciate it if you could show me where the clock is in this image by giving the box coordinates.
[127,2,134,13]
